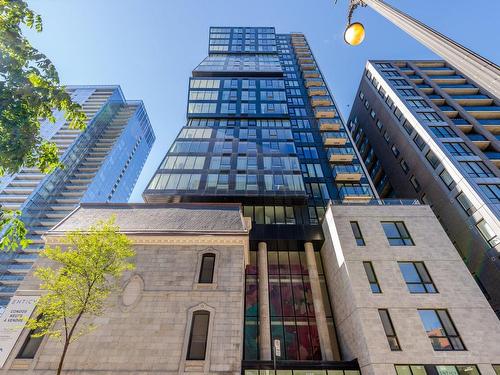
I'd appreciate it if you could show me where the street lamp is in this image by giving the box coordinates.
[342,0,367,46]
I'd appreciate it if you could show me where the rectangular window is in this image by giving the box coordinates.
[378,309,401,351]
[429,126,456,138]
[199,254,216,283]
[476,219,500,247]
[480,184,500,203]
[425,150,440,169]
[382,221,414,246]
[400,160,410,174]
[413,134,426,151]
[17,325,44,359]
[350,221,365,246]
[410,175,421,192]
[407,99,431,109]
[391,145,400,157]
[399,262,437,293]
[363,262,381,293]
[187,311,210,359]
[439,169,454,190]
[460,161,494,178]
[456,192,475,216]
[418,309,465,351]
[418,112,442,123]
[444,142,473,156]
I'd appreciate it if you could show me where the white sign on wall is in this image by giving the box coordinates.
[0,296,38,368]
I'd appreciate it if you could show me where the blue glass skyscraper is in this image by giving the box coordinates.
[0,85,155,309]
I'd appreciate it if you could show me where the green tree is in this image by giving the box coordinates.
[0,0,87,176]
[25,217,135,375]
[0,208,30,251]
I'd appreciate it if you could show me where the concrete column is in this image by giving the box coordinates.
[364,0,500,98]
[258,241,271,360]
[304,242,334,361]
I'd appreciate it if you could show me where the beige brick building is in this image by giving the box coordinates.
[321,203,500,375]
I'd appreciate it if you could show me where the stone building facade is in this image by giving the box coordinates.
[322,203,500,375]
[0,204,249,375]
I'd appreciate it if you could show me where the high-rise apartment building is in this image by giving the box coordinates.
[0,85,155,309]
[143,26,374,366]
[347,60,500,315]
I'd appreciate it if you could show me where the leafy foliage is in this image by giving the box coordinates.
[0,209,30,251]
[25,217,135,375]
[0,0,86,176]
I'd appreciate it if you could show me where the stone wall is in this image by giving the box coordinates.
[321,204,500,375]
[1,235,247,375]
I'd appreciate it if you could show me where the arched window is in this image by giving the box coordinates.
[187,310,210,360]
[198,253,215,284]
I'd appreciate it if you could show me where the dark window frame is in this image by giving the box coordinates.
[378,309,401,351]
[187,310,211,360]
[363,261,381,293]
[382,221,414,246]
[398,261,438,294]
[198,253,216,284]
[350,221,365,246]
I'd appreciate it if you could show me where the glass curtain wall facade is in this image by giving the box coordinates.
[347,60,500,316]
[0,86,155,310]
[143,27,373,370]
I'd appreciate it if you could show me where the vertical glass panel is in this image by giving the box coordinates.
[269,276,282,317]
[278,252,290,274]
[245,275,258,316]
[289,252,301,274]
[284,319,298,360]
[292,276,307,316]
[268,252,279,275]
[280,277,294,316]
[244,316,259,360]
[296,318,312,360]
[255,206,265,224]
[187,311,210,360]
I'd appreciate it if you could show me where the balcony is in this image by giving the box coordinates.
[291,38,306,47]
[463,106,500,120]
[295,50,311,58]
[303,70,321,79]
[439,106,458,116]
[440,84,479,95]
[314,106,336,118]
[294,46,310,54]
[305,78,324,87]
[308,86,328,96]
[424,68,456,76]
[311,95,333,107]
[479,120,500,134]
[338,185,373,202]
[451,95,493,106]
[327,147,355,163]
[333,165,364,182]
[300,63,317,71]
[431,75,466,84]
[322,131,348,146]
[298,56,314,64]
[318,118,341,131]
[484,151,500,167]
[467,133,490,150]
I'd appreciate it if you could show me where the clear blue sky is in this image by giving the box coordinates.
[27,0,500,202]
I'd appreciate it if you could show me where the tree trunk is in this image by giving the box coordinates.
[56,340,70,375]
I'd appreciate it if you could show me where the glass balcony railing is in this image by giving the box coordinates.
[322,131,348,146]
[0,286,18,294]
[0,274,24,281]
[439,84,476,88]
[311,96,333,107]
[338,185,372,201]
[451,95,490,100]
[430,75,464,79]
[484,151,500,160]
[307,87,328,96]
[439,106,457,112]
[463,106,500,112]
[305,78,324,87]
[467,134,488,142]
[314,106,336,118]
[327,147,355,162]
[318,118,341,131]
[332,165,363,182]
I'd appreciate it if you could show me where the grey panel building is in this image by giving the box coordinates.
[0,85,155,309]
[347,60,500,316]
